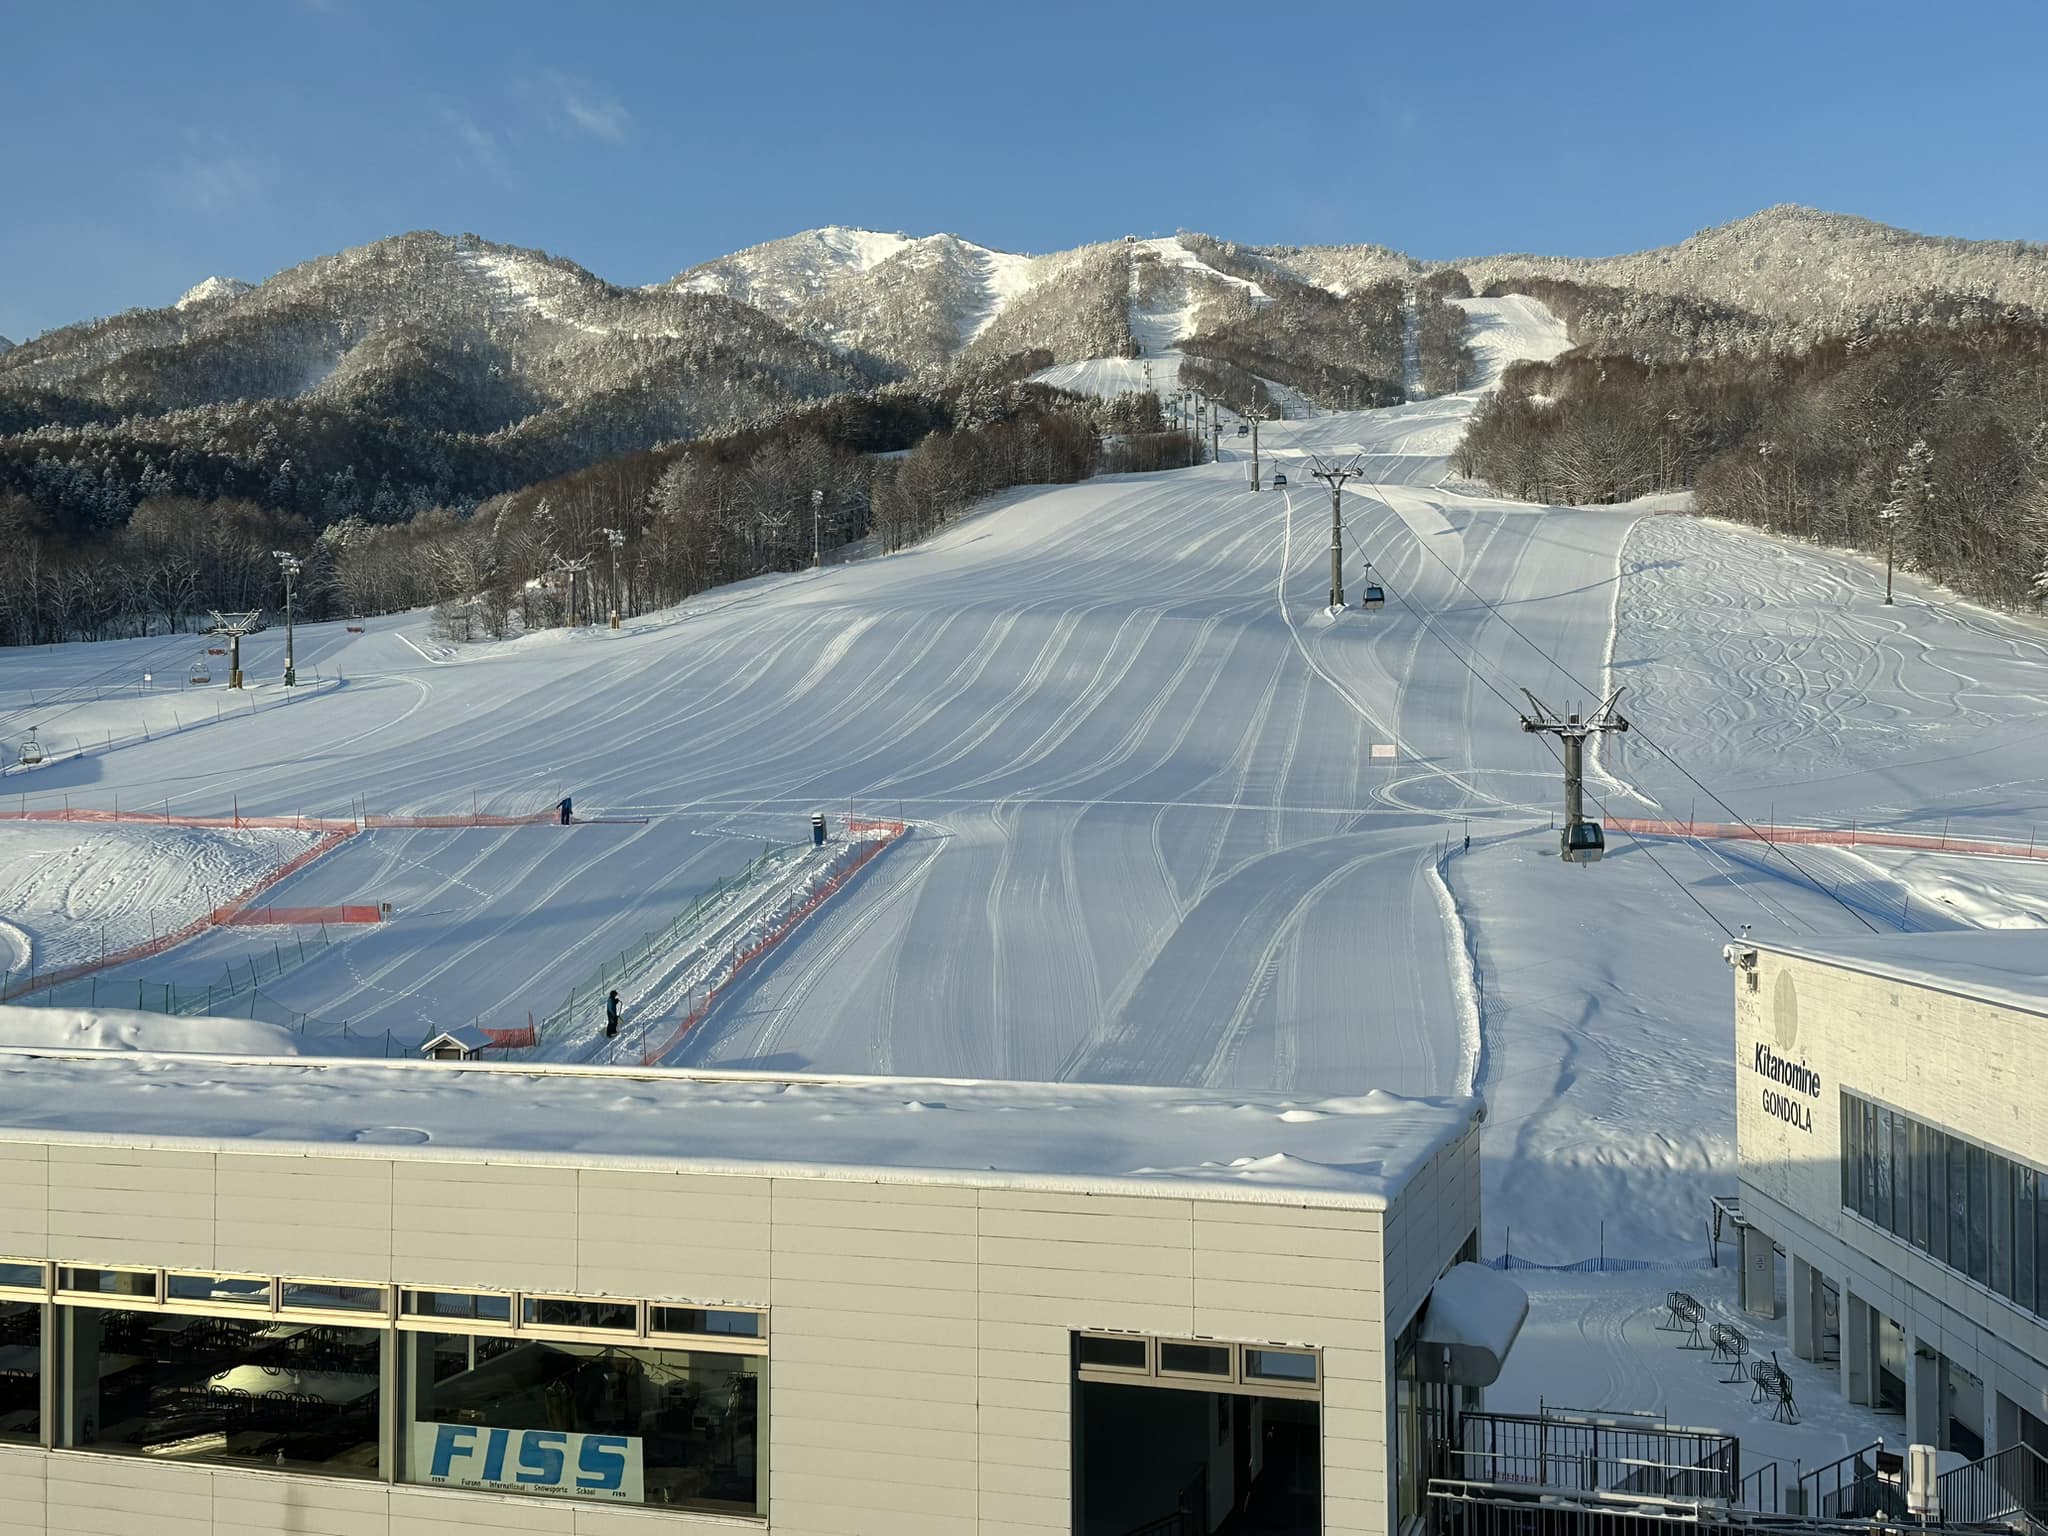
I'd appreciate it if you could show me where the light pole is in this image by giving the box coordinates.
[602,528,624,629]
[1878,507,1902,605]
[811,489,824,568]
[271,551,301,687]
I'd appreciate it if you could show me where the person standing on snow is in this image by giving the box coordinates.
[605,989,621,1039]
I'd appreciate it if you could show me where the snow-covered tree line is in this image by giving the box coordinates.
[1454,314,2048,610]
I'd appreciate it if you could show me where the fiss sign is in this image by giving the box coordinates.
[413,1422,644,1502]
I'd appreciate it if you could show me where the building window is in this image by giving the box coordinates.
[1842,1091,2046,1325]
[401,1289,513,1327]
[404,1331,762,1515]
[61,1307,381,1476]
[0,1299,39,1443]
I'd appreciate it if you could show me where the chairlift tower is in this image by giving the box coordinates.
[1242,405,1271,491]
[552,556,592,628]
[271,551,301,686]
[601,528,625,627]
[1518,688,1630,864]
[207,610,262,690]
[1309,457,1360,610]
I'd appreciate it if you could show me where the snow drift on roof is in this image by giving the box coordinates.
[1757,929,2048,1019]
[0,1054,1477,1208]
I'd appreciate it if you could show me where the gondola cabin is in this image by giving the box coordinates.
[189,656,213,685]
[1361,584,1385,610]
[16,732,43,768]
[1561,820,1606,864]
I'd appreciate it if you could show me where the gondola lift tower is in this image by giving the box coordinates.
[1518,688,1630,864]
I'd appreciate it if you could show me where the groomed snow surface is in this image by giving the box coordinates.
[3,296,2046,1278]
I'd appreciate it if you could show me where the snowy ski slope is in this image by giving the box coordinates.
[7,293,2048,1260]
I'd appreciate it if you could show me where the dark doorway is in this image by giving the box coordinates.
[1074,1379,1319,1535]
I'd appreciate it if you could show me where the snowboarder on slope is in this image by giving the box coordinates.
[605,989,621,1039]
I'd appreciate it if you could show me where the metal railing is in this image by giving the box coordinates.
[1939,1443,2048,1531]
[1429,1477,2023,1536]
[1452,1410,1741,1504]
[1798,1442,1893,1521]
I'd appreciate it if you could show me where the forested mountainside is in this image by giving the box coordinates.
[6,204,2047,646]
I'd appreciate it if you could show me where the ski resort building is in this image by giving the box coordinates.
[0,1052,1500,1535]
[1730,930,2048,1462]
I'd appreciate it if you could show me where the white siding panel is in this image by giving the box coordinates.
[0,1443,46,1534]
[47,1453,212,1536]
[211,1470,392,1536]
[0,1144,49,1258]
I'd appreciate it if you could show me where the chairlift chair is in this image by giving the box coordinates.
[17,731,43,768]
[1562,820,1606,864]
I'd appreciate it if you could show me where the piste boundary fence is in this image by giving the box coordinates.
[1607,815,2048,861]
[521,839,805,1051]
[639,819,909,1066]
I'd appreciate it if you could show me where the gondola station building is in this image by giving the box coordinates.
[1731,930,2048,1461]
[0,1052,1505,1535]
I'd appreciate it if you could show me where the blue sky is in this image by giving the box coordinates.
[4,0,2044,342]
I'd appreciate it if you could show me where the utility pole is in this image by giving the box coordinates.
[1309,456,1359,610]
[810,489,824,568]
[1878,439,1931,606]
[1518,689,1631,864]
[601,528,625,628]
[208,610,261,691]
[270,552,301,686]
[1210,403,1221,465]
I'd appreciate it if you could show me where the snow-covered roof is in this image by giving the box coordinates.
[0,1052,1477,1210]
[1756,930,2048,1020]
[419,1025,492,1053]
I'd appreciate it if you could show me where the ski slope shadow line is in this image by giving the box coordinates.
[1608,817,2048,862]
[636,821,910,1068]
[0,826,360,1003]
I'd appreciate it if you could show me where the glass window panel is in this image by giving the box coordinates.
[1244,1349,1318,1384]
[406,1332,761,1515]
[0,1299,40,1443]
[1893,1113,1913,1240]
[1952,1138,1970,1269]
[519,1297,636,1333]
[1928,1130,1949,1265]
[62,1306,380,1477]
[1861,1101,1879,1220]
[1992,1159,2017,1301]
[647,1307,760,1340]
[58,1267,155,1300]
[1912,1121,1932,1252]
[2016,1167,2037,1317]
[280,1282,386,1315]
[166,1274,271,1308]
[1076,1335,1147,1370]
[0,1262,42,1292]
[403,1290,512,1324]
[1843,1094,1863,1212]
[1159,1342,1231,1377]
[1970,1145,1991,1285]
[1873,1107,1895,1231]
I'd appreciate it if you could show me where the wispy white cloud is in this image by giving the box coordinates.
[166,133,272,211]
[441,104,516,188]
[518,73,631,143]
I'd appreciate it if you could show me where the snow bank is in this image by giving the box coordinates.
[0,1004,297,1055]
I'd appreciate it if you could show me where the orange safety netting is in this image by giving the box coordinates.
[213,905,384,926]
[1606,817,2048,861]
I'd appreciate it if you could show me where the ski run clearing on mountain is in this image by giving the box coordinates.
[4,293,2047,1270]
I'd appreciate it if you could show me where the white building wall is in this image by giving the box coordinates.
[1735,951,2048,1438]
[0,1121,1482,1535]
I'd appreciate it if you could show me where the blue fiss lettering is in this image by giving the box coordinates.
[430,1423,477,1479]
[576,1434,629,1491]
[480,1426,510,1483]
[515,1430,568,1487]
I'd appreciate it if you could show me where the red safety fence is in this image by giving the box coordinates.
[0,826,358,1003]
[638,824,909,1066]
[214,904,383,927]
[1607,817,2048,862]
[0,806,556,831]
